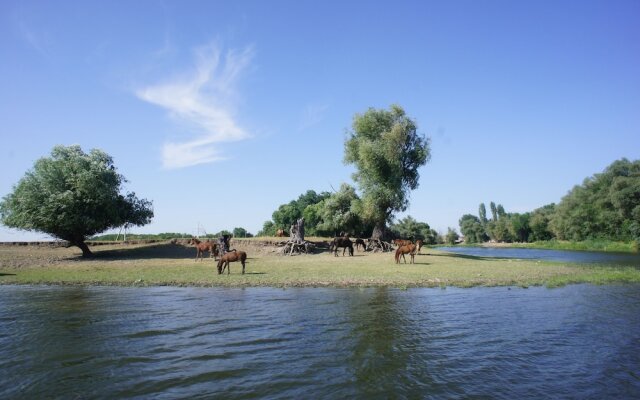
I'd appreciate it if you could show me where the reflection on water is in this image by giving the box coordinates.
[1,285,639,398]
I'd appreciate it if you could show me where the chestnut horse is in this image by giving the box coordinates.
[275,229,287,237]
[217,250,247,274]
[189,238,217,261]
[395,243,417,264]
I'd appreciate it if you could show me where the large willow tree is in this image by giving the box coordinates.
[0,145,154,256]
[344,105,431,240]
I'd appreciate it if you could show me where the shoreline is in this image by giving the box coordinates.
[2,241,639,289]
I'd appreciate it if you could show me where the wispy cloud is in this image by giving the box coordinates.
[299,103,329,131]
[136,42,253,169]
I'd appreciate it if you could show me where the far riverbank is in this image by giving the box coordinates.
[458,239,639,253]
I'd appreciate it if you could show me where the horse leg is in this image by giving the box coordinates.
[226,261,231,275]
[241,260,245,274]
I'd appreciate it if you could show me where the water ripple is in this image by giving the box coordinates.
[1,285,639,399]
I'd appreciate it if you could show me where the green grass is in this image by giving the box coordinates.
[1,241,638,288]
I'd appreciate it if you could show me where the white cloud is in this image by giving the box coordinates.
[136,42,253,169]
[299,103,329,131]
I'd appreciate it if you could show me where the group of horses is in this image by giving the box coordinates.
[188,238,247,275]
[188,234,425,276]
[328,236,424,264]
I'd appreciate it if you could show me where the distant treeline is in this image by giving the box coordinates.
[459,159,640,246]
[91,228,254,241]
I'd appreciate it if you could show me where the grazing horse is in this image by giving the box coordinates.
[217,250,247,275]
[395,243,417,264]
[330,237,354,256]
[189,238,217,261]
[275,229,287,237]
[354,238,367,251]
[415,239,424,254]
[393,239,413,248]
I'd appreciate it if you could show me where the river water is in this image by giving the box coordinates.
[1,285,639,399]
[436,246,640,266]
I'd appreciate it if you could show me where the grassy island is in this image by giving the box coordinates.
[1,240,639,289]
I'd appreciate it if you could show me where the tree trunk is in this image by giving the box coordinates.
[370,222,387,241]
[75,241,94,257]
[291,218,305,244]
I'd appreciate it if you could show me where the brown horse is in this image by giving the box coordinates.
[217,250,247,274]
[329,237,354,256]
[395,243,417,264]
[393,239,413,248]
[275,229,287,237]
[189,238,217,261]
[354,238,366,251]
[415,239,424,254]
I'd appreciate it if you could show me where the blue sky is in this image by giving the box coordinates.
[1,0,639,241]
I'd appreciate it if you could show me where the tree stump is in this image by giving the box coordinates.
[366,238,393,252]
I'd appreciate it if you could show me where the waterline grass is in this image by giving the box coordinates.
[468,239,639,253]
[1,242,639,288]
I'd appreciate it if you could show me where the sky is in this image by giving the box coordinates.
[1,0,639,241]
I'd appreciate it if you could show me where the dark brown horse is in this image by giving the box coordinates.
[354,238,366,251]
[329,237,354,256]
[395,243,417,264]
[217,250,247,274]
[189,238,217,261]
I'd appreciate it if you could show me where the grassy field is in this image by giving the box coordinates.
[1,240,639,288]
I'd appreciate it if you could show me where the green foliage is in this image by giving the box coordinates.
[315,183,370,236]
[271,190,330,233]
[344,104,431,238]
[91,232,192,240]
[479,203,488,226]
[459,214,487,243]
[390,215,433,241]
[445,227,459,245]
[233,227,253,238]
[508,213,530,243]
[529,204,555,241]
[258,220,277,236]
[551,158,640,241]
[0,145,153,255]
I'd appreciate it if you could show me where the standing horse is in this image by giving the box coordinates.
[189,238,217,261]
[393,239,413,248]
[415,239,424,254]
[217,250,247,275]
[395,243,417,264]
[354,238,367,251]
[330,237,354,256]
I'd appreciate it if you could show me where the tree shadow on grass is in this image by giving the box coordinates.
[92,242,199,260]
[0,273,17,276]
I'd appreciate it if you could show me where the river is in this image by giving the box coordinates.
[1,285,639,399]
[436,246,640,266]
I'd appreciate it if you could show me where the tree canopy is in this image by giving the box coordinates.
[0,145,153,256]
[458,159,640,245]
[344,104,431,239]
